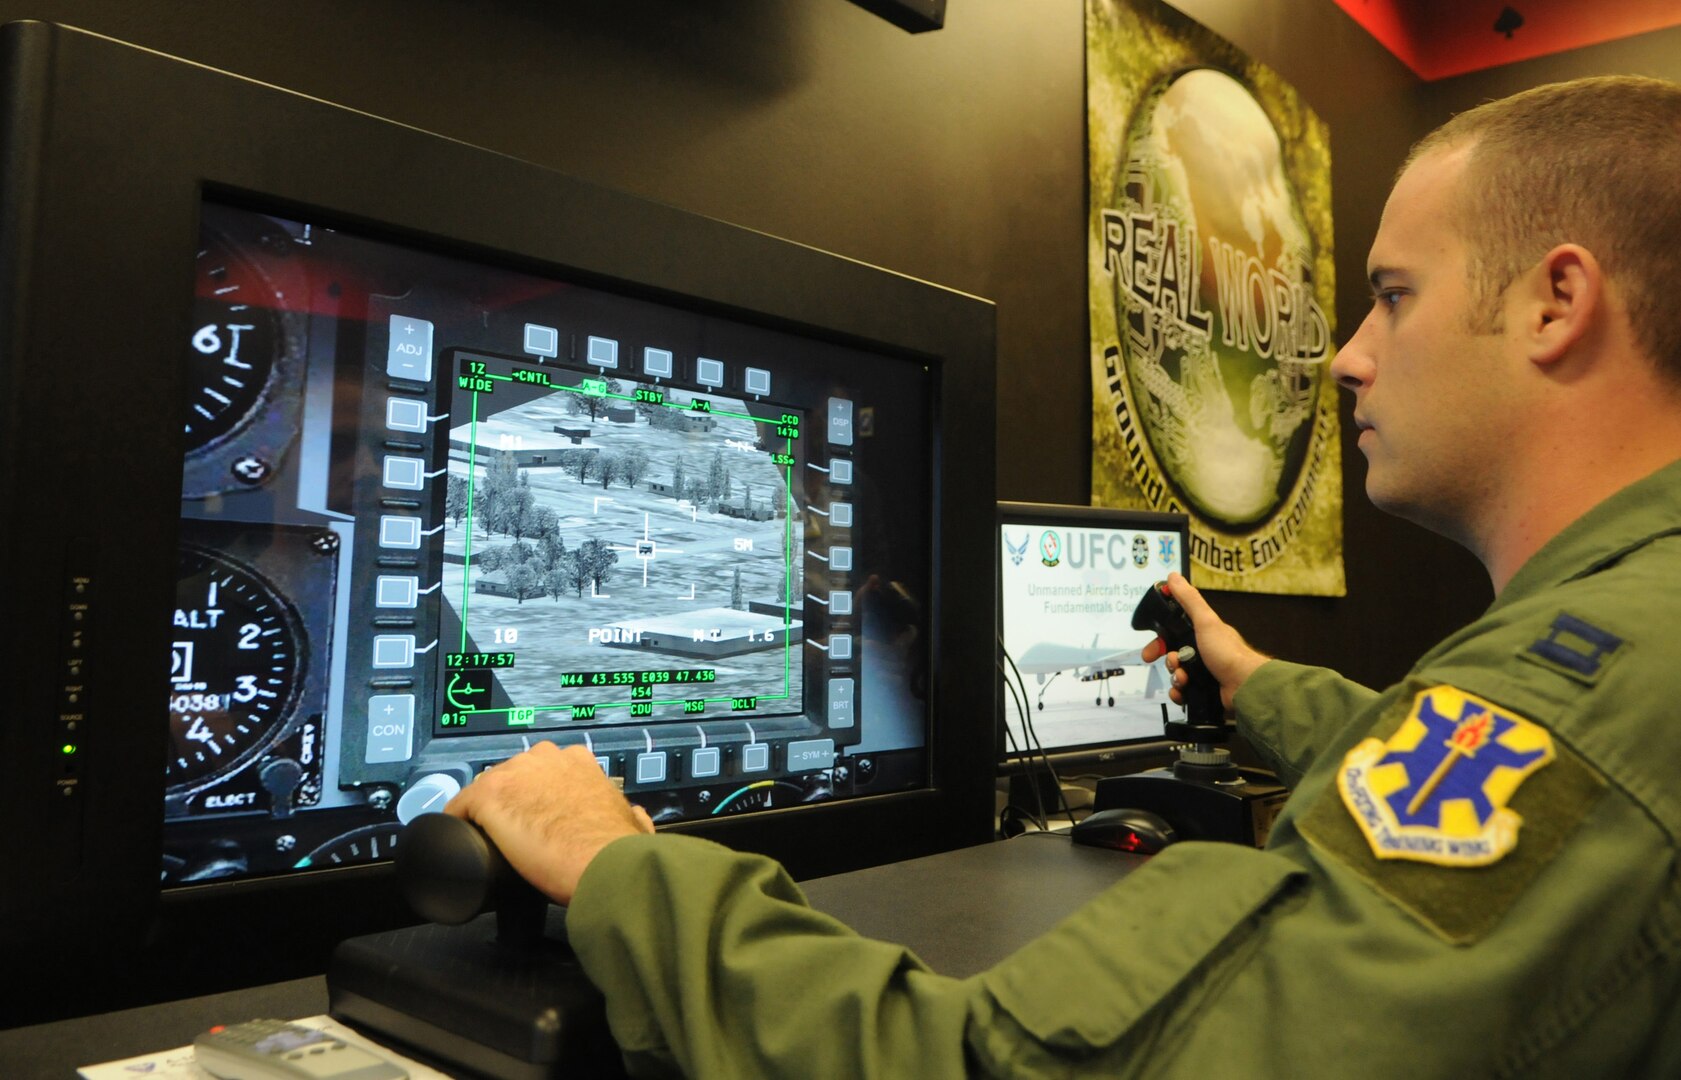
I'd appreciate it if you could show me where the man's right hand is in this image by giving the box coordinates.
[1139,572,1269,713]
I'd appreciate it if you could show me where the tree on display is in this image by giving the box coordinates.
[578,538,618,592]
[561,448,606,486]
[559,549,590,598]
[598,453,621,490]
[504,473,536,539]
[620,447,651,488]
[447,472,469,527]
[537,517,566,568]
[544,561,573,602]
[475,451,522,538]
[504,561,540,604]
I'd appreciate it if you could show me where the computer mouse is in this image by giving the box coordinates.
[1070,807,1178,854]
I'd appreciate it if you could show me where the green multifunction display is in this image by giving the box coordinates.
[434,350,806,738]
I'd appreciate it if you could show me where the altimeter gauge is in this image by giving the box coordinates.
[168,544,307,795]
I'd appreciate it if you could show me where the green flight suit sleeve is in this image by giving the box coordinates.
[569,796,1677,1077]
[569,834,1307,1079]
[567,832,985,1079]
[1233,660,1380,788]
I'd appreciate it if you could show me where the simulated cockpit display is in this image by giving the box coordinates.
[166,201,932,884]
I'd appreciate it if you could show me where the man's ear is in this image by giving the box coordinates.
[1520,243,1603,367]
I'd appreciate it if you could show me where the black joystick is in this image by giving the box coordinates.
[1085,581,1290,845]
[328,814,626,1078]
[397,812,549,949]
[1130,580,1225,740]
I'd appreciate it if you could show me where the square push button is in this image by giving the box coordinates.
[371,635,415,669]
[741,743,771,772]
[524,324,559,358]
[386,397,428,433]
[387,317,434,382]
[383,456,425,491]
[829,458,854,485]
[586,336,619,369]
[375,576,419,608]
[691,747,721,778]
[829,634,853,661]
[695,357,725,388]
[635,752,667,784]
[829,502,853,528]
[379,516,422,549]
[829,591,852,616]
[743,368,771,397]
[829,546,853,572]
[642,347,674,379]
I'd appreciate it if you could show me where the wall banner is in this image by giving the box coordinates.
[1088,0,1345,595]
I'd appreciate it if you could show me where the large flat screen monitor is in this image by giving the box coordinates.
[997,502,1189,769]
[0,21,996,1021]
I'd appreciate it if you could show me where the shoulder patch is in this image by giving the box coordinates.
[1338,685,1551,867]
[1299,683,1605,944]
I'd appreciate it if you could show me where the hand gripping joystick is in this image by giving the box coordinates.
[1084,582,1288,840]
[1130,581,1231,765]
[396,813,550,949]
[330,814,625,1076]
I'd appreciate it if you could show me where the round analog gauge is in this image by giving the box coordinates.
[187,229,287,453]
[711,774,832,815]
[181,209,310,499]
[168,545,306,794]
[294,823,404,870]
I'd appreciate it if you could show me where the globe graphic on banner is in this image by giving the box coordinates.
[1112,68,1327,528]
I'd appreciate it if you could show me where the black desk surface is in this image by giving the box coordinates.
[0,832,1140,1077]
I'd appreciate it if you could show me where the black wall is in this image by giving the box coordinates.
[12,0,1663,691]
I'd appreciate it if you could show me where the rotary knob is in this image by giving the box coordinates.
[1176,746,1232,767]
[396,772,463,825]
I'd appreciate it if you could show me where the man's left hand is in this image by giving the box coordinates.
[445,741,655,905]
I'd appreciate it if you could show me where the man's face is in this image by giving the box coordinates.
[1330,145,1518,537]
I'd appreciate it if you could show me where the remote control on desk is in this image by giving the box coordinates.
[193,1018,406,1080]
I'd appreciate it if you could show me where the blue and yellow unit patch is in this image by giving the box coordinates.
[1337,686,1553,867]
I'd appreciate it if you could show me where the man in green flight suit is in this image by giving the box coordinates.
[447,75,1681,1076]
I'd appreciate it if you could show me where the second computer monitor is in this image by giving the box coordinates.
[997,502,1189,765]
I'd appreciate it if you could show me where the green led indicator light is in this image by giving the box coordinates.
[61,744,77,755]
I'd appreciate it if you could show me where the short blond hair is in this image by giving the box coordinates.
[1407,76,1681,378]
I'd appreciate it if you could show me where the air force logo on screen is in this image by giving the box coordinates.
[1004,531,1030,566]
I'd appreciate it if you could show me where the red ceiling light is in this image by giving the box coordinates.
[1330,0,1681,81]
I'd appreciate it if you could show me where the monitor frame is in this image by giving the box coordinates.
[994,501,1189,775]
[0,21,996,1019]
